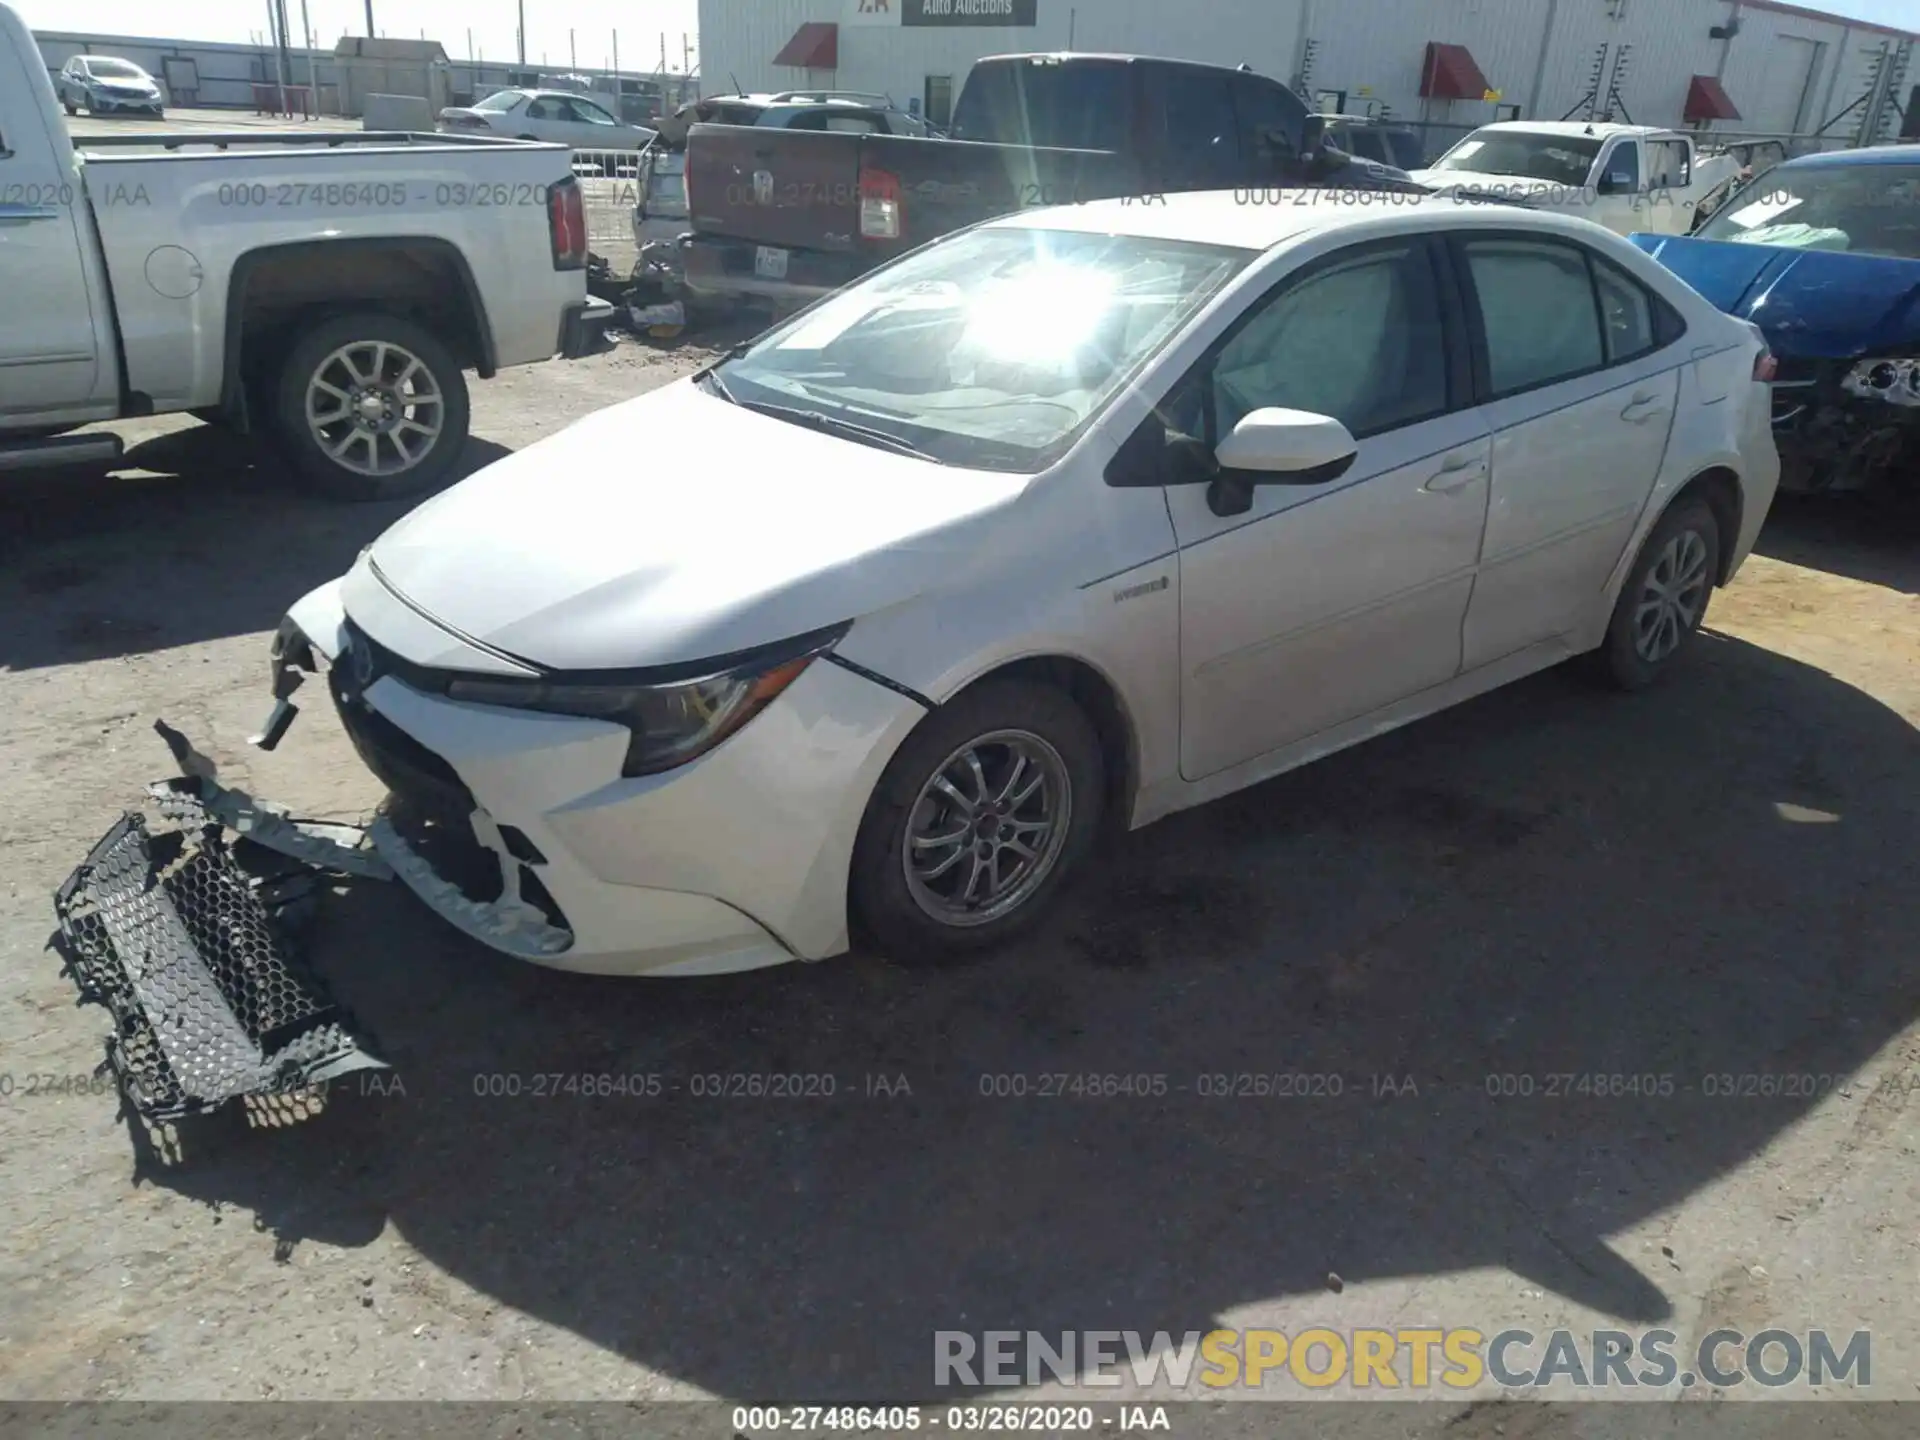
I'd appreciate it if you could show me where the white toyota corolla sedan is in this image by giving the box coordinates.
[267,192,1779,977]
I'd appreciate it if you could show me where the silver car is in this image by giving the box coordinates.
[57,55,164,117]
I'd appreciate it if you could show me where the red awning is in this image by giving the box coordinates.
[1684,74,1742,122]
[774,22,838,69]
[1420,42,1491,102]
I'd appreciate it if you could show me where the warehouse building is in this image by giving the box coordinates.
[700,0,1917,157]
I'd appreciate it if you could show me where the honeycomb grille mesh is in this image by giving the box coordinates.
[55,813,387,1121]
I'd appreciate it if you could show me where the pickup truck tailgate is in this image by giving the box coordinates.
[688,124,862,251]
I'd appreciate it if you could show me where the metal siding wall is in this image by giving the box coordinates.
[699,0,1908,133]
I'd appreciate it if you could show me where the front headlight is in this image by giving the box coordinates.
[445,624,847,777]
[1842,357,1920,409]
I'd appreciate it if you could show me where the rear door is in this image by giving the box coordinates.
[1451,232,1685,669]
[519,94,572,143]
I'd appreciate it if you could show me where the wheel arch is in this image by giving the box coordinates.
[1670,465,1745,585]
[219,237,496,430]
[935,652,1141,838]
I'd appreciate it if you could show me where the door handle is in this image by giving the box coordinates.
[1424,453,1486,494]
[1621,392,1669,424]
[0,205,62,225]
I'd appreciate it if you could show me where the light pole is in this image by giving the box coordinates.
[517,0,526,66]
[363,0,374,38]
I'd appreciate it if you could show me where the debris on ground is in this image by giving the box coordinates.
[50,726,391,1124]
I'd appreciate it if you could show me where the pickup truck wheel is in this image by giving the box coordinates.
[274,312,471,502]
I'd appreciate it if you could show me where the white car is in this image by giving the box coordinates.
[438,88,656,150]
[56,54,164,116]
[1414,122,1742,237]
[270,193,1779,977]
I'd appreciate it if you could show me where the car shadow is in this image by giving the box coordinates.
[121,630,1920,1401]
[1756,493,1920,594]
[0,423,512,672]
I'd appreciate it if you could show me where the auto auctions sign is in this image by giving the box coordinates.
[905,0,1039,25]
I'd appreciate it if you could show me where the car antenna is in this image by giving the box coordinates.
[728,72,743,97]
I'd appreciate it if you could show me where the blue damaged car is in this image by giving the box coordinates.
[1631,145,1920,499]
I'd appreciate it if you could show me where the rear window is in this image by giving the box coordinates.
[949,60,1131,151]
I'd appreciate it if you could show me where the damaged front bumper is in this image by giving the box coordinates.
[55,792,389,1123]
[1771,354,1920,495]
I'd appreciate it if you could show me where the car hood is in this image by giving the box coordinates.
[1410,168,1567,198]
[1631,233,1920,359]
[365,379,1031,671]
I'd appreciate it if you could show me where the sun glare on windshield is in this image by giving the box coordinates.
[963,262,1122,363]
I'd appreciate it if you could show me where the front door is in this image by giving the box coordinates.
[1167,236,1491,782]
[0,45,102,418]
[1452,233,1683,669]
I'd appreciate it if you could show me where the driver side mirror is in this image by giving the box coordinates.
[1208,408,1358,516]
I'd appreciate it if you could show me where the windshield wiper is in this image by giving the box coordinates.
[734,398,946,463]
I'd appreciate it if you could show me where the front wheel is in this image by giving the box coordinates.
[272,311,471,502]
[63,98,78,116]
[851,681,1105,960]
[1593,496,1721,690]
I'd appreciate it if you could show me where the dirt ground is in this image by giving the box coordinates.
[1,334,1918,1428]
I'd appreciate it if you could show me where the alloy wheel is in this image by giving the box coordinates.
[1633,527,1710,664]
[901,729,1073,928]
[304,340,445,478]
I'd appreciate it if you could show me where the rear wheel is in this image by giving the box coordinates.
[851,681,1104,960]
[272,311,471,502]
[1593,495,1721,690]
[63,98,78,116]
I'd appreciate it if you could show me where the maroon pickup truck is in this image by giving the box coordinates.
[681,52,1418,310]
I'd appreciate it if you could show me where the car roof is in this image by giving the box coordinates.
[1782,143,1920,169]
[987,188,1628,252]
[1477,120,1665,139]
[973,51,1273,80]
[77,55,141,63]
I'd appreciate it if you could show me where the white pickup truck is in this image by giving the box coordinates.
[1413,121,1743,238]
[0,1,614,501]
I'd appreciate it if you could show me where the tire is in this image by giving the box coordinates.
[1592,495,1721,691]
[850,680,1105,961]
[272,310,471,502]
[63,99,78,116]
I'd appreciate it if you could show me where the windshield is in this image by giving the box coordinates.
[1431,131,1603,186]
[472,90,525,112]
[85,59,145,80]
[1696,162,1920,260]
[711,227,1252,473]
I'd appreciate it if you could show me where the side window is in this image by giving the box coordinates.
[1590,256,1657,362]
[782,111,827,131]
[525,97,563,120]
[569,100,618,126]
[1462,237,1605,395]
[1600,140,1641,193]
[824,113,885,133]
[1161,68,1242,186]
[1206,241,1451,441]
[1645,140,1689,189]
[1228,74,1301,169]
